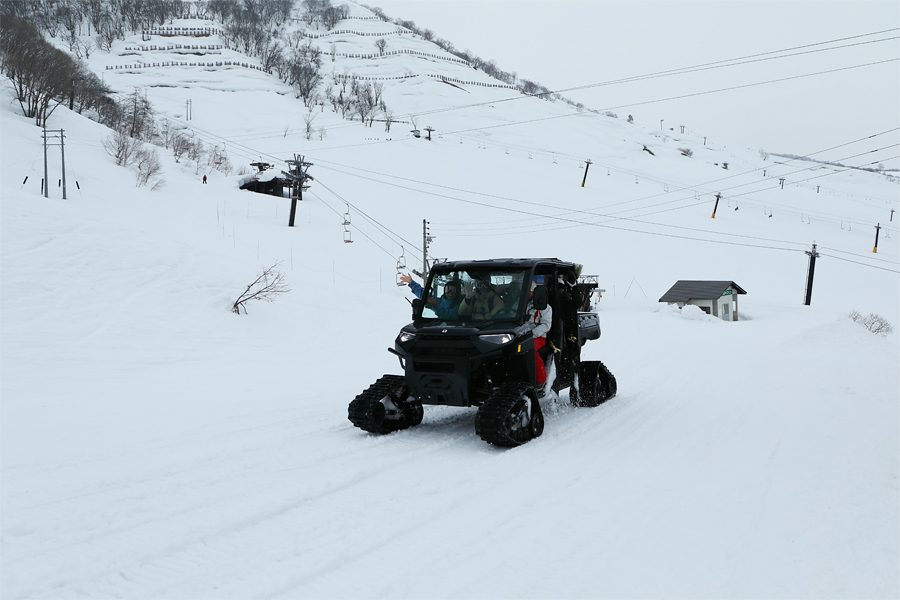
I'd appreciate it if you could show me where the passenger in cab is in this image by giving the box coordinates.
[400,273,462,320]
[459,277,503,320]
[526,280,553,396]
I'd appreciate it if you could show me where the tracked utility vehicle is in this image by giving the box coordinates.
[348,258,617,447]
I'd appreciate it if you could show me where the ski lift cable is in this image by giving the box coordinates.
[313,164,807,252]
[307,190,418,262]
[219,30,899,143]
[313,130,899,231]
[404,31,900,120]
[455,152,900,236]
[438,59,900,138]
[315,178,422,255]
[819,246,900,265]
[159,108,898,214]
[818,252,900,273]
[316,147,895,244]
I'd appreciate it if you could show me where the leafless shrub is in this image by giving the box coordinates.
[679,148,693,157]
[849,311,894,336]
[304,109,316,140]
[102,130,140,166]
[134,146,162,187]
[232,262,291,314]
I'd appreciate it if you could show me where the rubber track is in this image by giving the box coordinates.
[348,375,421,434]
[573,360,617,407]
[474,383,539,447]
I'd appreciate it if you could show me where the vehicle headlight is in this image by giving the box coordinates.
[398,331,416,343]
[478,333,514,345]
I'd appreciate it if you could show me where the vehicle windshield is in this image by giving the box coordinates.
[420,268,529,323]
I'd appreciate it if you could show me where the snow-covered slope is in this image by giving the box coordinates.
[2,4,898,598]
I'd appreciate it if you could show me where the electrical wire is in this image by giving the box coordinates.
[817,252,900,273]
[309,136,898,240]
[444,58,900,137]
[408,30,900,119]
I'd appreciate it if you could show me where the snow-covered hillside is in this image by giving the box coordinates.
[2,3,898,598]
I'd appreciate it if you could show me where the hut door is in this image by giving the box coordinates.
[722,302,731,321]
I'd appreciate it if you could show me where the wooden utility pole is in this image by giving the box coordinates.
[873,223,881,253]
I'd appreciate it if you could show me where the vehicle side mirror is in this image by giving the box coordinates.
[532,286,549,311]
[411,298,421,318]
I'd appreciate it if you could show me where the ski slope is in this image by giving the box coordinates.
[2,4,898,598]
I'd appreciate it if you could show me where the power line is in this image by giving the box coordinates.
[817,252,900,273]
[406,28,900,116]
[310,137,898,239]
[313,162,805,252]
[444,58,900,137]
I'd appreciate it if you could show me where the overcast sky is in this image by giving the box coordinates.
[368,0,900,168]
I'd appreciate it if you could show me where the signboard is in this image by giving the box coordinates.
[722,289,733,296]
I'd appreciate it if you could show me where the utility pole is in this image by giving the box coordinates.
[422,220,434,280]
[42,127,67,199]
[424,126,434,141]
[873,223,881,253]
[285,154,313,227]
[890,209,895,222]
[711,193,722,218]
[60,129,67,199]
[660,119,663,130]
[581,159,592,187]
[804,243,820,306]
[42,126,49,198]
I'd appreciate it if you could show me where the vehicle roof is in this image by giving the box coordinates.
[432,258,574,271]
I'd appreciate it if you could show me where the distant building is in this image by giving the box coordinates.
[659,280,747,321]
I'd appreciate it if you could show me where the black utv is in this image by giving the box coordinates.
[348,258,617,447]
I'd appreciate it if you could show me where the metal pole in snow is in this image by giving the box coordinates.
[804,243,820,306]
[581,159,592,187]
[873,223,881,253]
[711,193,721,218]
[60,129,67,200]
[43,126,49,198]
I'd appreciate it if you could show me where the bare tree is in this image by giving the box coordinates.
[849,311,894,336]
[122,87,154,140]
[374,38,387,56]
[384,109,394,132]
[102,130,140,166]
[232,262,291,314]
[303,109,316,140]
[134,146,162,187]
[1,15,75,125]
[172,133,190,163]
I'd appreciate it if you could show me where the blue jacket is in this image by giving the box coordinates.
[409,281,461,319]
